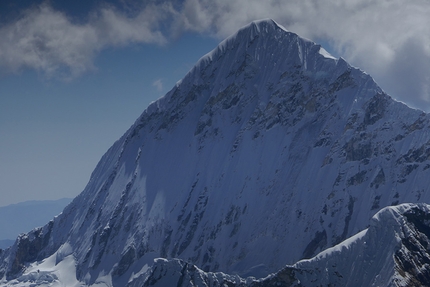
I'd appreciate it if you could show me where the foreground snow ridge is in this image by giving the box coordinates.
[3,19,430,286]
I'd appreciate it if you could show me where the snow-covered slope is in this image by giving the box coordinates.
[133,203,430,287]
[6,203,429,286]
[285,203,430,286]
[2,19,430,286]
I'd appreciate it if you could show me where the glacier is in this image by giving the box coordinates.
[2,19,430,286]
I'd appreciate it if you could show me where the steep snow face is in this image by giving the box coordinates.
[134,203,430,287]
[3,19,430,285]
[288,203,430,286]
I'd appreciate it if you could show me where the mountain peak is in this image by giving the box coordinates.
[194,18,328,71]
[240,18,288,35]
[159,18,343,124]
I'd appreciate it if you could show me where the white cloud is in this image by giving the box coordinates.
[0,3,168,78]
[152,79,163,92]
[1,0,429,110]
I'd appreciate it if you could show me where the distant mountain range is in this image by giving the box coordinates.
[0,198,71,249]
[2,19,430,286]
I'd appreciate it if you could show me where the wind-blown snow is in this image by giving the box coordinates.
[319,46,337,59]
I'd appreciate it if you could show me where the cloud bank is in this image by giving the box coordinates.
[1,0,429,110]
[0,3,167,78]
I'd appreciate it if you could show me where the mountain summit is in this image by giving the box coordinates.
[2,19,430,286]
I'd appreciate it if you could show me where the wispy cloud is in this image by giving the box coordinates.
[152,79,163,92]
[0,3,168,78]
[1,1,429,110]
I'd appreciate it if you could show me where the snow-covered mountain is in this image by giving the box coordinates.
[2,19,430,286]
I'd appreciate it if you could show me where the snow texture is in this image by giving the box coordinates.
[134,203,430,287]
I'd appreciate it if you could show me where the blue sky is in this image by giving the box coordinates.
[0,31,218,206]
[1,0,430,206]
